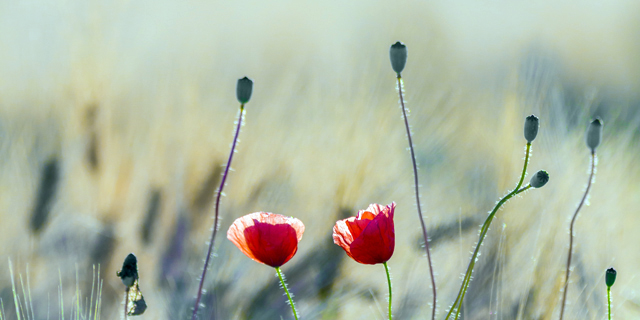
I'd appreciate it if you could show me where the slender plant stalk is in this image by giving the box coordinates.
[396,75,437,320]
[383,262,393,320]
[276,267,299,320]
[559,151,596,320]
[192,105,246,320]
[607,287,612,320]
[446,143,531,320]
[124,288,129,320]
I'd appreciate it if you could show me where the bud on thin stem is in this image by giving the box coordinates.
[524,115,539,143]
[586,118,603,152]
[606,268,617,288]
[389,41,407,76]
[237,77,253,104]
[530,170,549,188]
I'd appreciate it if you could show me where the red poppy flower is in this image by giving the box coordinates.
[333,203,395,265]
[227,212,305,268]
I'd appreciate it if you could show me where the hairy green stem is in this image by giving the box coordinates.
[607,287,612,320]
[383,262,393,320]
[276,267,298,320]
[445,143,531,320]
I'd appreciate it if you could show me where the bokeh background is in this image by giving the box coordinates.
[0,0,639,319]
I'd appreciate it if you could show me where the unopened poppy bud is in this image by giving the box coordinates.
[586,118,603,152]
[606,267,617,288]
[389,41,407,75]
[236,77,253,104]
[524,114,539,143]
[530,170,549,188]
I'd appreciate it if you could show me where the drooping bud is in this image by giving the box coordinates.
[389,41,407,75]
[586,118,603,152]
[530,170,549,188]
[524,115,539,143]
[605,267,617,288]
[236,77,253,104]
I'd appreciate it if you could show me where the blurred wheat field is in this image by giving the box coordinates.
[0,0,639,319]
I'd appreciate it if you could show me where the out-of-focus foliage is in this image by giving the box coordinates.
[0,0,639,319]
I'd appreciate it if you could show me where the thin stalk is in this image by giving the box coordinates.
[515,185,532,195]
[446,143,531,320]
[383,262,393,320]
[607,287,612,320]
[123,288,129,320]
[396,75,437,320]
[276,267,298,320]
[192,105,246,319]
[559,151,596,320]
[8,259,20,320]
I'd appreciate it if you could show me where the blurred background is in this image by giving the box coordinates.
[0,0,639,319]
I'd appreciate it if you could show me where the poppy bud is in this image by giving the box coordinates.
[530,170,549,188]
[236,76,253,104]
[116,253,139,288]
[606,267,617,288]
[389,41,407,75]
[524,115,539,143]
[586,118,603,152]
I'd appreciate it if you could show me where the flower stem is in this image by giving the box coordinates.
[192,104,246,320]
[515,185,532,195]
[396,75,437,320]
[559,151,596,320]
[124,288,128,320]
[445,143,531,320]
[607,287,612,320]
[383,262,393,320]
[276,267,299,320]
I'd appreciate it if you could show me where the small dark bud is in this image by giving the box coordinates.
[586,118,603,152]
[389,41,408,75]
[236,77,253,104]
[530,170,549,188]
[116,253,139,288]
[606,267,617,288]
[524,115,539,143]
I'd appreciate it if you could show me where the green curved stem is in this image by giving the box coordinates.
[384,262,393,320]
[607,287,612,320]
[515,185,532,195]
[276,267,298,320]
[445,143,531,320]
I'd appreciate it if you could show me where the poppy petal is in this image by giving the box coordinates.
[349,204,395,264]
[227,212,305,268]
[332,203,396,265]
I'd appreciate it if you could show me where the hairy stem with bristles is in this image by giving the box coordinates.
[396,75,438,320]
[192,105,245,320]
[559,151,596,320]
[276,267,298,320]
[446,143,531,320]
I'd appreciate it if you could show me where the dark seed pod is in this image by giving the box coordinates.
[236,77,253,104]
[606,267,617,288]
[530,170,549,188]
[389,41,408,75]
[586,118,603,152]
[524,115,539,143]
[117,253,139,288]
